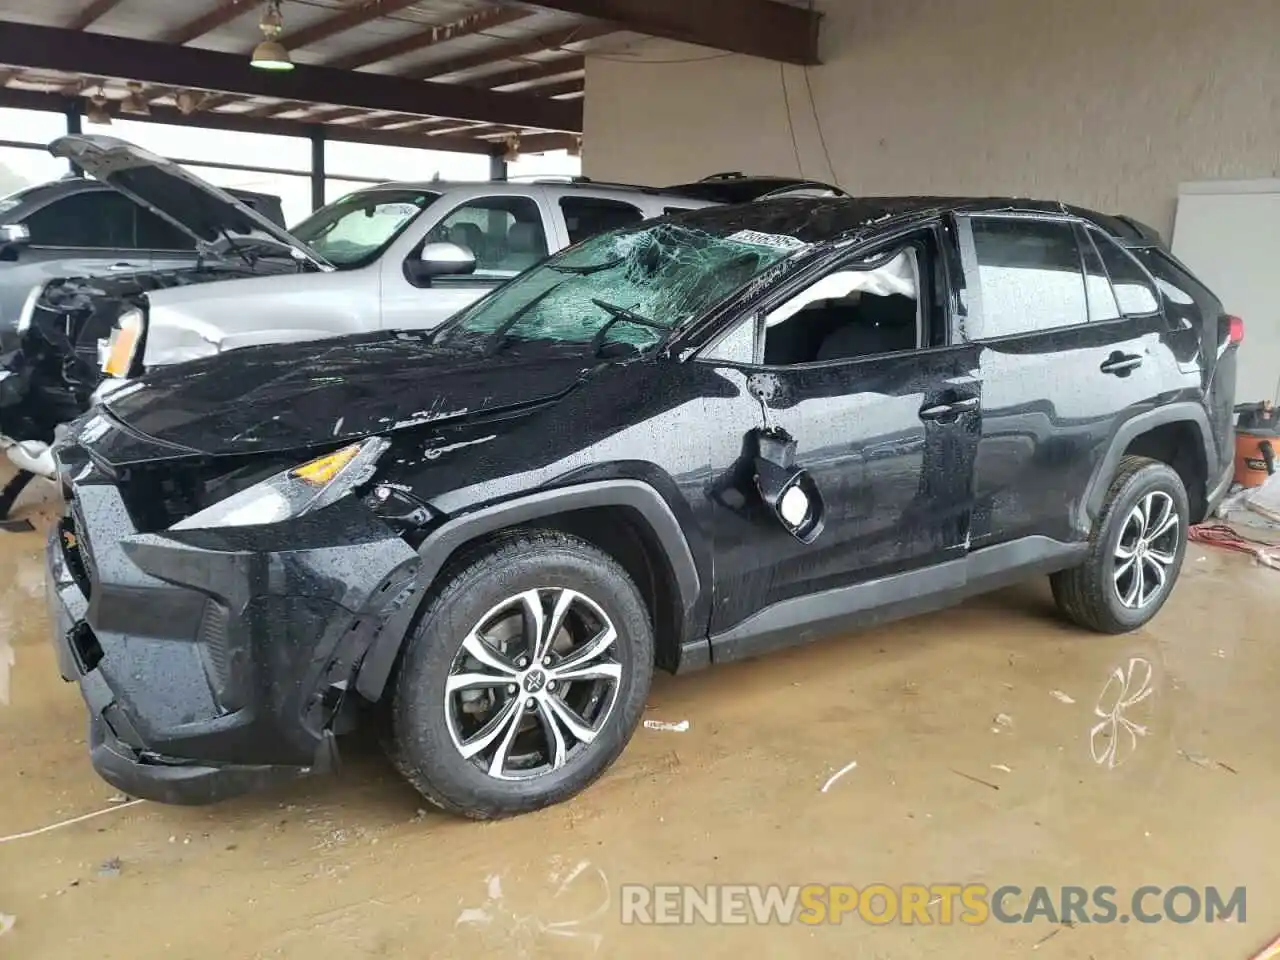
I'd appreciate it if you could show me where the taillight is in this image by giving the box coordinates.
[1227,315,1245,345]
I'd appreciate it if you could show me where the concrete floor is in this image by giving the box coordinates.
[1,475,1277,959]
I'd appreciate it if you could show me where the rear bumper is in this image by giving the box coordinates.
[45,447,420,805]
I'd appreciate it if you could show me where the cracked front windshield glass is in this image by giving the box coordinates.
[437,222,804,350]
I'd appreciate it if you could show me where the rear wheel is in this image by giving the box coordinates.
[1052,456,1189,634]
[388,531,653,819]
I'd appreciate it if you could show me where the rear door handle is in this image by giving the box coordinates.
[1100,353,1143,375]
[919,397,978,421]
[108,262,138,271]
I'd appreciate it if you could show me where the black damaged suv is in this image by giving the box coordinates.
[45,197,1240,818]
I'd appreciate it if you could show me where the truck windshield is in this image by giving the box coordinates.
[291,188,439,269]
[435,221,802,351]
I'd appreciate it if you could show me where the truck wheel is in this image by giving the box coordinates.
[388,531,654,819]
[1051,456,1189,634]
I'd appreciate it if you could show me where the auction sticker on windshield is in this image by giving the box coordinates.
[726,230,808,252]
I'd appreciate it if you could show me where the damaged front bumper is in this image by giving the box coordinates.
[44,446,421,805]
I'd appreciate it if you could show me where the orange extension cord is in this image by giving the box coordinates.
[1188,523,1280,569]
[1248,932,1280,960]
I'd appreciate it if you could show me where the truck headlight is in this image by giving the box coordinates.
[101,307,144,377]
[171,438,390,531]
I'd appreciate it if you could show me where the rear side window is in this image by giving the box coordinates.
[136,209,195,250]
[24,192,137,248]
[1089,231,1160,315]
[559,197,644,244]
[962,217,1088,339]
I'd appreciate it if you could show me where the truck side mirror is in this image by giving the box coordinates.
[0,223,30,259]
[405,241,477,287]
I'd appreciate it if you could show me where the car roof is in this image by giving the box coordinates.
[663,196,1163,246]
[338,178,711,204]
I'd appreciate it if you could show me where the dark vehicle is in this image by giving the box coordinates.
[0,173,284,349]
[45,196,1240,818]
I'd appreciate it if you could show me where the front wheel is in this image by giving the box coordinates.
[388,531,654,819]
[1052,456,1189,634]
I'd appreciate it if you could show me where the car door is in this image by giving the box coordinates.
[954,213,1170,548]
[19,189,152,272]
[698,225,982,635]
[379,189,556,330]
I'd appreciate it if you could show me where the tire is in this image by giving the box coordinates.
[388,530,654,819]
[1051,455,1190,634]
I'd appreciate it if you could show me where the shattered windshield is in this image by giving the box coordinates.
[436,221,804,351]
[291,188,440,269]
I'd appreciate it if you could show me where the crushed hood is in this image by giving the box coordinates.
[95,331,591,461]
[48,134,330,269]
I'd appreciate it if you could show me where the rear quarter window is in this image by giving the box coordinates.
[1131,247,1223,324]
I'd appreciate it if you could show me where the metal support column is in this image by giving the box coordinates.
[309,125,325,211]
[489,152,508,182]
[64,103,82,176]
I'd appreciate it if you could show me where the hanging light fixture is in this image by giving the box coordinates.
[251,0,294,71]
[567,135,582,158]
[502,134,522,163]
[85,87,112,125]
[175,90,205,115]
[120,82,151,116]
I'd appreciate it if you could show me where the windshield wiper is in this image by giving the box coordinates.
[588,298,669,356]
[549,256,623,275]
[484,283,564,355]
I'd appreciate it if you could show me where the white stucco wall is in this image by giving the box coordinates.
[582,0,1280,236]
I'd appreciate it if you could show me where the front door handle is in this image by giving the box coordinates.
[1100,352,1144,375]
[108,262,138,271]
[919,396,978,421]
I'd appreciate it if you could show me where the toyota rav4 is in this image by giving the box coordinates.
[44,196,1240,818]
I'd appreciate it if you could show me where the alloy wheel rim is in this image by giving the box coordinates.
[1113,491,1180,610]
[444,588,622,781]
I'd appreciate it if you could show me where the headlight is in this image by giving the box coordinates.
[15,284,42,334]
[100,307,144,377]
[171,437,390,531]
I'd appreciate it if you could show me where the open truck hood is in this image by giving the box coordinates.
[93,332,591,461]
[48,134,331,270]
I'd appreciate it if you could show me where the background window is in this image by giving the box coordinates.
[23,191,136,248]
[967,218,1088,338]
[136,208,195,250]
[1090,231,1160,316]
[428,196,548,276]
[559,196,644,244]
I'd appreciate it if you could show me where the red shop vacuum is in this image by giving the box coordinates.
[1234,401,1279,488]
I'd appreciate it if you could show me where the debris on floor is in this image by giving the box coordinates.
[990,764,1013,773]
[1050,690,1076,704]
[991,712,1014,733]
[642,719,689,733]
[951,768,1000,791]
[97,857,123,878]
[0,913,13,937]
[1177,749,1238,774]
[820,760,857,793]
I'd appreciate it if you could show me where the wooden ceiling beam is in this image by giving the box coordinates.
[0,22,582,131]
[409,24,614,80]
[327,6,533,71]
[68,0,127,31]
[163,0,262,46]
[523,0,821,64]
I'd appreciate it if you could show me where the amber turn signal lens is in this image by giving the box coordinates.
[291,444,361,486]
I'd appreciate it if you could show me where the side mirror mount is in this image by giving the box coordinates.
[406,241,476,287]
[752,429,825,544]
[0,224,30,259]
